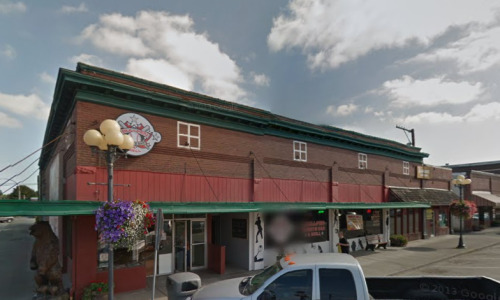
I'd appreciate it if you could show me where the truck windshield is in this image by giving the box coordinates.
[241,261,283,295]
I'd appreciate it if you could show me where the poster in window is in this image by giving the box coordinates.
[232,219,247,239]
[371,210,380,227]
[346,214,363,231]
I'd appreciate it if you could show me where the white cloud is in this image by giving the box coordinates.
[381,76,483,107]
[252,73,270,87]
[60,3,88,14]
[79,11,249,104]
[394,102,500,126]
[39,72,56,84]
[0,92,50,121]
[464,102,500,122]
[126,58,193,91]
[1,45,16,59]
[268,0,500,70]
[69,53,103,66]
[410,26,500,74]
[326,103,358,116]
[0,1,26,14]
[396,112,463,125]
[0,111,22,128]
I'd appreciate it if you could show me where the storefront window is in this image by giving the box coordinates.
[409,209,414,233]
[403,210,408,234]
[339,209,382,239]
[439,213,447,227]
[265,210,329,247]
[390,209,395,235]
[415,210,420,233]
[97,218,174,270]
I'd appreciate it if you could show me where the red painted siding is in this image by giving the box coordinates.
[338,184,383,203]
[76,167,252,202]
[75,167,383,203]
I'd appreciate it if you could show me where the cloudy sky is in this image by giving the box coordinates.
[1,0,500,193]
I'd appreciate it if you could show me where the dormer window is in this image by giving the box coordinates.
[178,121,200,150]
[293,141,307,162]
[358,153,367,169]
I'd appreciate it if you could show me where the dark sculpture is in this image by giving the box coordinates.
[30,221,66,298]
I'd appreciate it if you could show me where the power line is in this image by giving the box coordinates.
[251,152,291,202]
[0,132,68,174]
[0,158,39,187]
[3,168,39,194]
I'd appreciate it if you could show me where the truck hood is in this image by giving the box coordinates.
[191,277,247,300]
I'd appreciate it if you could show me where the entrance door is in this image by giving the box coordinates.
[174,220,188,272]
[425,209,435,238]
[174,219,206,272]
[191,220,206,269]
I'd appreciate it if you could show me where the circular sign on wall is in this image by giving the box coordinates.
[117,113,162,156]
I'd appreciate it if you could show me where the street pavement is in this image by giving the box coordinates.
[0,217,36,299]
[118,226,500,299]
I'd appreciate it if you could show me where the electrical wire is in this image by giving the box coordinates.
[0,132,68,174]
[251,152,291,202]
[188,146,221,202]
[0,158,39,187]
[2,168,39,194]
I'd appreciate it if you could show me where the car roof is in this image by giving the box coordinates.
[279,253,359,269]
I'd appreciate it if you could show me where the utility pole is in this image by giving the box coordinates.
[396,125,415,146]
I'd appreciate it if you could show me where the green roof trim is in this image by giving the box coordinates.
[0,200,430,216]
[41,64,429,169]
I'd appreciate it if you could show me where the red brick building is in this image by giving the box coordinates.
[447,161,500,229]
[38,63,456,298]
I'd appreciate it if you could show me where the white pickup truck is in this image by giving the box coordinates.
[186,253,500,300]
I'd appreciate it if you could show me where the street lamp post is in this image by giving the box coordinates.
[452,175,471,249]
[83,119,134,300]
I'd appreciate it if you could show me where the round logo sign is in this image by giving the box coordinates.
[117,113,162,156]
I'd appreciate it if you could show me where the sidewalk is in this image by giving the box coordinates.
[116,227,500,299]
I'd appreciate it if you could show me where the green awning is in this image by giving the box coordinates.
[0,200,430,216]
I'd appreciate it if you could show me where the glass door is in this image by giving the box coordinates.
[191,220,206,269]
[158,219,173,274]
[174,220,187,272]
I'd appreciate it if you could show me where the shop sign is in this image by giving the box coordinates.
[417,165,432,179]
[346,214,363,231]
[426,209,434,220]
[117,113,162,156]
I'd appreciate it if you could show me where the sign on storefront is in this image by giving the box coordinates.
[117,113,162,156]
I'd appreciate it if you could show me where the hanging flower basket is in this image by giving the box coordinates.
[95,200,155,250]
[450,200,477,219]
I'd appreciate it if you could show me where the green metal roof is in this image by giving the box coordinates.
[0,200,430,216]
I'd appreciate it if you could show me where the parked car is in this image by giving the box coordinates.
[185,253,500,300]
[0,216,14,223]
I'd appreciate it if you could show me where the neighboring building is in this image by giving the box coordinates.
[38,63,454,298]
[447,161,500,229]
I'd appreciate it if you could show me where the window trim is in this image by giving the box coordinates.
[403,161,410,175]
[358,153,367,169]
[293,141,307,162]
[177,121,201,150]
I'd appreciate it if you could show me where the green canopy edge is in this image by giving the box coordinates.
[0,200,430,217]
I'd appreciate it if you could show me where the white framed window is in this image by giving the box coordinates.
[293,141,307,162]
[177,121,200,150]
[403,161,410,175]
[358,153,367,169]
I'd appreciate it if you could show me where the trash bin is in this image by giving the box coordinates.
[166,272,201,300]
